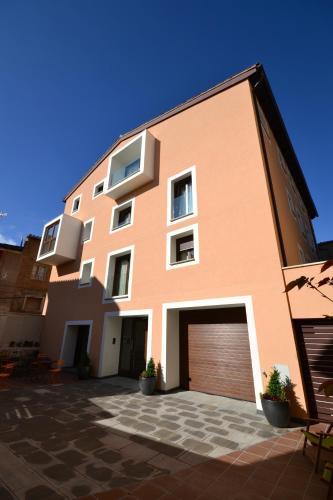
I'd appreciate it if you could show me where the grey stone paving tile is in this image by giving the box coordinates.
[223,415,245,424]
[0,486,15,500]
[120,442,159,462]
[73,436,103,452]
[210,435,239,450]
[149,441,183,458]
[178,411,198,419]
[55,449,87,467]
[93,448,122,464]
[240,412,263,421]
[257,429,276,439]
[157,419,180,431]
[138,414,160,425]
[9,440,39,456]
[198,404,218,410]
[148,453,188,473]
[162,413,180,421]
[229,423,256,434]
[181,438,215,454]
[204,417,223,426]
[23,450,53,465]
[42,464,75,482]
[99,432,132,450]
[184,419,203,429]
[24,484,64,500]
[83,462,113,483]
[205,425,229,436]
[250,421,275,431]
[183,428,207,439]
[179,451,210,465]
[132,421,156,433]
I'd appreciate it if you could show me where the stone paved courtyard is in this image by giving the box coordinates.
[0,377,325,499]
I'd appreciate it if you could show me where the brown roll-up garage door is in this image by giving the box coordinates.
[180,309,255,402]
[298,322,333,419]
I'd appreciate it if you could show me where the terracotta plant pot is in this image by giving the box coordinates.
[139,376,156,395]
[261,397,290,428]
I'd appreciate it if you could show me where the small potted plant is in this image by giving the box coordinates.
[261,367,291,428]
[77,353,91,380]
[139,357,157,395]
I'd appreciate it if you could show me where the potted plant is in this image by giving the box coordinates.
[77,353,91,380]
[139,357,157,395]
[261,367,291,428]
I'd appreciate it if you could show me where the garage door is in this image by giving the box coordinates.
[179,308,255,401]
[298,322,333,419]
[187,323,255,401]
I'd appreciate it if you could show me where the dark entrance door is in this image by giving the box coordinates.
[119,318,147,378]
[73,325,90,366]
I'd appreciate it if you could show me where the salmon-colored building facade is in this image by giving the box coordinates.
[37,65,333,418]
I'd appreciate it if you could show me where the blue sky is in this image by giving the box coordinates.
[0,0,332,244]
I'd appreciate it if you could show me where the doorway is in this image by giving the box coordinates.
[119,317,147,378]
[61,322,92,367]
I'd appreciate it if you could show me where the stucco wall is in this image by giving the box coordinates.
[0,313,44,347]
[284,262,333,319]
[257,103,317,266]
[42,80,310,415]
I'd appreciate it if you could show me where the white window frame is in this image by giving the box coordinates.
[166,223,199,271]
[167,166,198,226]
[71,194,82,214]
[78,258,95,288]
[110,198,135,233]
[103,245,134,303]
[82,217,95,244]
[92,179,105,199]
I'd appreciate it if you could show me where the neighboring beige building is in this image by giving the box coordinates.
[37,64,333,419]
[0,235,51,347]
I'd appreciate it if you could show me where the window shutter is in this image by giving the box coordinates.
[81,262,92,284]
[179,238,193,252]
[82,221,92,242]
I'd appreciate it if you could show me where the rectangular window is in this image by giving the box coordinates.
[93,180,104,198]
[111,158,140,187]
[23,296,44,313]
[104,246,134,301]
[176,235,194,263]
[82,219,94,243]
[112,254,130,296]
[166,223,199,270]
[79,260,94,287]
[72,195,81,214]
[168,166,197,225]
[31,264,48,281]
[172,176,193,220]
[40,220,60,255]
[111,199,134,232]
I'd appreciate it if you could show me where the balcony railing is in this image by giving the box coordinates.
[110,159,140,187]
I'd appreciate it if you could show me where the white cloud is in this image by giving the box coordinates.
[0,233,18,245]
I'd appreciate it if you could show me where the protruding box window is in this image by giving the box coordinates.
[105,130,155,199]
[37,214,82,266]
